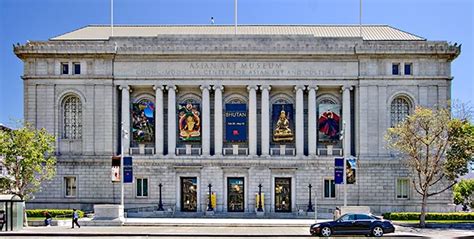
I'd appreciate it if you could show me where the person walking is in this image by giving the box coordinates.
[71,209,80,228]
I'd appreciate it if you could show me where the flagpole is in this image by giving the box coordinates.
[234,0,238,35]
[359,0,362,38]
[111,0,114,37]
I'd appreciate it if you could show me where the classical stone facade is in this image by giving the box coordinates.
[14,25,460,216]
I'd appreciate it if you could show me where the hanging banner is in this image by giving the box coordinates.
[111,156,120,182]
[178,102,201,141]
[131,100,155,144]
[334,157,344,184]
[272,104,294,142]
[123,156,133,183]
[318,103,341,142]
[225,104,247,142]
[346,157,357,184]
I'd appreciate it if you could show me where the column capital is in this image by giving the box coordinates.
[212,85,224,91]
[341,85,354,92]
[259,85,272,91]
[307,85,319,91]
[247,85,258,91]
[153,85,165,91]
[294,85,305,92]
[119,85,130,91]
[166,85,177,92]
[200,85,211,91]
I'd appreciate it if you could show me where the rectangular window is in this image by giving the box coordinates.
[181,177,198,212]
[61,62,69,75]
[392,63,400,75]
[73,62,81,75]
[404,63,412,75]
[65,177,77,197]
[396,178,409,199]
[136,178,148,197]
[324,179,335,198]
[274,178,292,212]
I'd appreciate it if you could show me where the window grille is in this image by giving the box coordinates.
[390,97,410,127]
[62,95,82,139]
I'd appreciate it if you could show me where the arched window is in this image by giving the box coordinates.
[390,97,411,127]
[62,95,82,139]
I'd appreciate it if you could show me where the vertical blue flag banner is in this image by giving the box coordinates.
[346,157,356,184]
[334,157,344,184]
[272,104,294,142]
[123,156,133,183]
[225,104,247,142]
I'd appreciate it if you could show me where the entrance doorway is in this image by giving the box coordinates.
[227,177,244,212]
[275,177,291,212]
[180,177,197,212]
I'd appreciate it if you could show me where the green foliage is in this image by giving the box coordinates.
[385,106,474,227]
[26,209,84,218]
[382,212,474,221]
[0,122,57,200]
[453,179,474,209]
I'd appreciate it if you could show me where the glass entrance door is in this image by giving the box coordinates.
[181,177,197,212]
[227,177,244,212]
[275,177,291,212]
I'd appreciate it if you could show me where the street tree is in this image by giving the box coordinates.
[0,123,56,224]
[385,106,474,227]
[453,179,474,211]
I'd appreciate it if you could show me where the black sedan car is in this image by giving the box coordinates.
[310,213,395,237]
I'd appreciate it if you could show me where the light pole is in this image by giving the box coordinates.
[307,184,314,212]
[340,121,347,207]
[257,184,263,212]
[120,122,128,209]
[207,184,213,211]
[158,183,164,211]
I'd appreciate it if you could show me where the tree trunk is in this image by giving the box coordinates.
[419,192,428,228]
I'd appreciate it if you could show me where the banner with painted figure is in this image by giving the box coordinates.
[272,104,294,142]
[178,102,201,141]
[318,103,341,142]
[225,104,247,142]
[131,100,155,144]
[346,157,357,184]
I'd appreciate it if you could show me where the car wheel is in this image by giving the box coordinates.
[320,227,332,237]
[372,226,384,237]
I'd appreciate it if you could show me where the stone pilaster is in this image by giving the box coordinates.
[153,85,164,156]
[167,85,177,156]
[200,85,211,156]
[342,86,353,157]
[247,85,258,156]
[213,85,224,156]
[295,85,305,157]
[260,85,271,156]
[119,85,130,155]
[307,85,318,156]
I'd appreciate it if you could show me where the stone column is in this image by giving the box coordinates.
[307,85,318,156]
[342,86,353,157]
[119,85,130,155]
[260,85,271,156]
[213,85,224,156]
[247,85,258,156]
[167,85,177,156]
[153,85,164,156]
[201,85,211,156]
[295,85,305,157]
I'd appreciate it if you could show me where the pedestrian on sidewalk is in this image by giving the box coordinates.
[72,208,80,228]
[44,211,52,227]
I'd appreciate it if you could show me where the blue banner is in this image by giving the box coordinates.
[123,156,133,183]
[334,157,344,184]
[272,104,294,142]
[225,104,247,142]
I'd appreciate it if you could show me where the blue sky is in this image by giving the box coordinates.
[0,0,473,127]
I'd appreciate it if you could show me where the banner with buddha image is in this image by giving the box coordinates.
[272,104,294,142]
[178,102,201,141]
[131,100,155,144]
[225,104,247,142]
[318,103,341,143]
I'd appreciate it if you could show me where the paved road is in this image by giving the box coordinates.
[3,225,474,238]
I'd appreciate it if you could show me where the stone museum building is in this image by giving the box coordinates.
[14,25,460,216]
